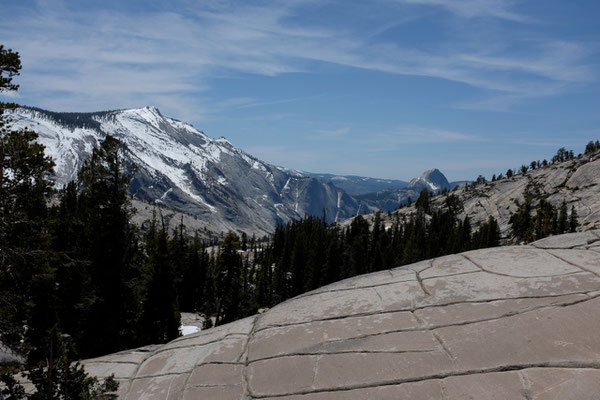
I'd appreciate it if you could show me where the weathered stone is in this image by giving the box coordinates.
[532,230,600,249]
[248,355,317,396]
[187,363,243,387]
[443,371,524,400]
[249,311,421,361]
[80,231,600,399]
[414,293,588,328]
[182,385,243,400]
[261,380,444,399]
[420,254,479,279]
[463,247,581,277]
[524,368,600,400]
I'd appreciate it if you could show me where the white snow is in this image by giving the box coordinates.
[180,325,199,336]
[160,188,173,200]
[331,176,349,181]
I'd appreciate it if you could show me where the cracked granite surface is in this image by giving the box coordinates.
[82,230,600,399]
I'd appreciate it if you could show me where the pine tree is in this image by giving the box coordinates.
[139,216,181,344]
[215,231,243,325]
[1,44,118,399]
[569,206,579,233]
[557,200,568,234]
[76,136,141,356]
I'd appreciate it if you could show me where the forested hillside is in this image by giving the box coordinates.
[345,142,599,244]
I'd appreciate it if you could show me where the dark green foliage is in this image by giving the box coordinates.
[415,189,431,213]
[239,198,500,312]
[509,185,579,243]
[139,216,181,344]
[0,45,21,92]
[1,44,118,399]
[472,216,501,249]
[551,147,574,164]
[585,140,600,154]
[569,206,578,233]
[215,231,247,325]
[73,136,141,356]
[26,326,119,400]
[0,128,55,351]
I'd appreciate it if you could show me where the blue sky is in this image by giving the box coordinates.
[1,0,599,181]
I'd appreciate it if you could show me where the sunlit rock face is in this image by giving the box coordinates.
[83,230,600,399]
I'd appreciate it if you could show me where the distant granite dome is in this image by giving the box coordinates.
[408,168,450,192]
[83,230,600,399]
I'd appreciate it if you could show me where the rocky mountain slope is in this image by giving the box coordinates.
[8,106,470,237]
[346,149,600,241]
[82,230,600,399]
[9,106,369,236]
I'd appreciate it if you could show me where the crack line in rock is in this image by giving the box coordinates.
[130,362,243,381]
[311,355,321,390]
[254,291,596,334]
[461,253,582,279]
[82,360,139,365]
[440,380,449,400]
[242,314,260,399]
[148,333,249,357]
[411,309,427,328]
[415,261,432,296]
[249,349,436,364]
[432,331,455,361]
[293,275,418,299]
[421,270,481,281]
[122,339,163,398]
[246,295,599,364]
[167,331,249,348]
[544,250,600,278]
[518,370,533,400]
[250,361,600,398]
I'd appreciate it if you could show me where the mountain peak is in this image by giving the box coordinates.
[408,168,450,192]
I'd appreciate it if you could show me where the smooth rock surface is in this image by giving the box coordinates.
[82,230,600,399]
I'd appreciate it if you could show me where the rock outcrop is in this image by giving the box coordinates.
[83,230,600,399]
[344,151,600,240]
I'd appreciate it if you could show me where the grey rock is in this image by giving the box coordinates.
[342,153,600,241]
[81,230,600,399]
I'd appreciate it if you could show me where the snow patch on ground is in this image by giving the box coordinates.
[180,325,199,336]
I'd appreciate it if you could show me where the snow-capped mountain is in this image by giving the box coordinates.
[8,106,364,236]
[8,106,460,236]
[407,168,450,192]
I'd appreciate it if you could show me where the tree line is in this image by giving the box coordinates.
[509,183,578,243]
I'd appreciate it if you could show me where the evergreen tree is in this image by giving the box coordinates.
[569,206,579,233]
[139,216,181,344]
[557,200,568,234]
[76,136,141,356]
[215,231,243,325]
[1,44,118,399]
[415,189,431,213]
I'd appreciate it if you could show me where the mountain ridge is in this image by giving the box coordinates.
[9,105,463,237]
[8,106,366,236]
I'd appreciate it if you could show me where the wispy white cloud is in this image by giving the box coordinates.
[316,126,351,137]
[395,0,527,21]
[0,0,595,118]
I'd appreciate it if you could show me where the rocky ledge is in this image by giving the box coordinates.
[83,230,600,399]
